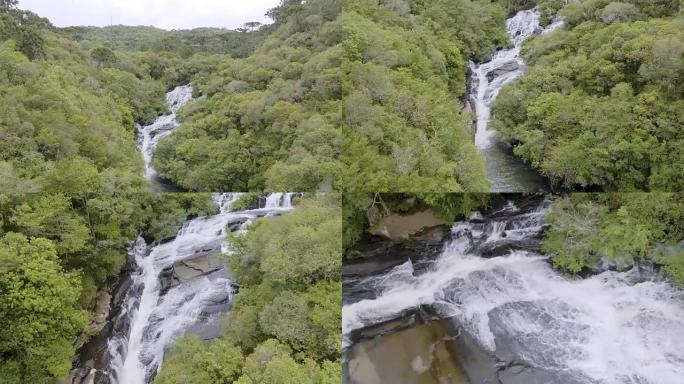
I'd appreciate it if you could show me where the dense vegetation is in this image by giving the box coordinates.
[0,192,216,383]
[59,24,270,58]
[154,194,341,384]
[492,0,683,190]
[544,193,684,284]
[151,0,343,191]
[0,0,172,194]
[341,0,514,194]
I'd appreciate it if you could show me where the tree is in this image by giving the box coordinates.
[0,233,87,382]
[243,21,263,32]
[0,0,18,11]
[91,46,116,68]
[10,194,90,255]
[601,2,640,23]
[236,339,331,384]
[18,26,44,60]
[153,336,244,384]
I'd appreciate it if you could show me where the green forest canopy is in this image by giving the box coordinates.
[0,191,216,383]
[491,0,683,191]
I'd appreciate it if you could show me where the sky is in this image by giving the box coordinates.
[18,0,282,30]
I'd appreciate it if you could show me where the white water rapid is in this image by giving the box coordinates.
[469,9,563,192]
[105,192,295,384]
[343,200,684,384]
[136,85,194,191]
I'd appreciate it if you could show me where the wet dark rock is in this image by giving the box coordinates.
[487,61,520,81]
[348,305,438,344]
[159,266,181,294]
[226,217,249,232]
[111,275,133,311]
[61,367,98,384]
[445,318,501,384]
[476,238,542,258]
[344,225,451,277]
[201,290,232,316]
[497,363,597,384]
[159,252,225,294]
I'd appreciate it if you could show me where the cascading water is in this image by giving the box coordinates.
[264,192,296,209]
[343,199,684,384]
[469,10,563,192]
[136,85,194,191]
[104,193,295,384]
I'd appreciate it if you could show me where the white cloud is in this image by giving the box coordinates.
[18,0,282,30]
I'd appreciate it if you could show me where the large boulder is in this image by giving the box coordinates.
[346,318,470,384]
[487,61,520,81]
[160,252,225,294]
[369,209,443,240]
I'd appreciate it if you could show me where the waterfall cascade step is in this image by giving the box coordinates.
[101,193,296,384]
[136,85,194,191]
[468,9,563,192]
[343,197,684,384]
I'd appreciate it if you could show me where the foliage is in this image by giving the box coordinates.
[59,25,270,59]
[341,0,508,194]
[229,195,341,287]
[156,195,342,383]
[152,0,343,191]
[543,193,684,281]
[491,1,684,190]
[90,46,115,68]
[0,4,172,193]
[0,233,87,382]
[153,335,244,384]
[0,192,215,381]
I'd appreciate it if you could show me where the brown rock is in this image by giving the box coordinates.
[370,209,443,240]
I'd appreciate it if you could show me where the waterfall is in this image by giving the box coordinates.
[104,193,295,384]
[264,192,296,209]
[468,9,563,192]
[137,85,194,190]
[343,199,684,383]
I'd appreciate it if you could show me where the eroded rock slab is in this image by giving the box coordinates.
[160,252,225,294]
[347,319,470,384]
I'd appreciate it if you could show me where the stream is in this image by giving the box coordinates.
[136,85,194,192]
[343,197,684,384]
[101,192,296,384]
[469,9,563,192]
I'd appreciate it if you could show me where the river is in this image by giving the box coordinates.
[101,192,296,384]
[343,197,684,384]
[136,85,194,192]
[468,9,563,192]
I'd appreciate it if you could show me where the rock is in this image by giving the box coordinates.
[174,252,223,280]
[160,252,225,294]
[61,368,99,384]
[487,61,520,81]
[226,217,249,232]
[486,300,597,383]
[370,209,443,240]
[498,364,597,384]
[348,306,432,344]
[159,265,180,295]
[346,319,470,384]
[343,225,451,278]
[110,275,133,312]
[475,238,542,258]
